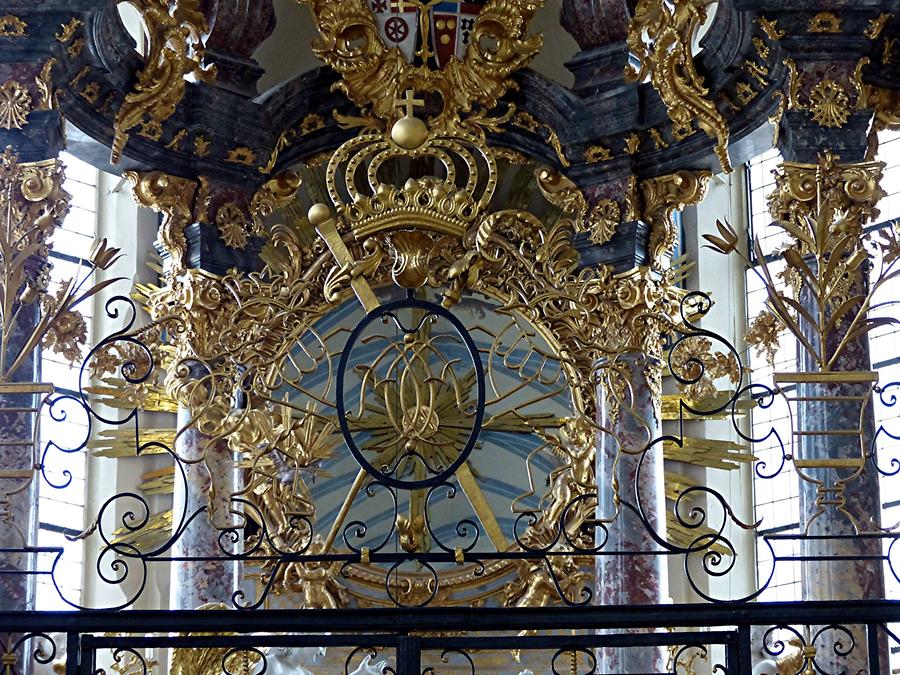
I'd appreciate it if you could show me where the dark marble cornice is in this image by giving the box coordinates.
[0,0,895,193]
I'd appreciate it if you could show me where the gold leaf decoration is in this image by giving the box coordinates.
[808,80,851,128]
[627,0,732,173]
[0,81,31,130]
[215,202,249,250]
[111,0,215,163]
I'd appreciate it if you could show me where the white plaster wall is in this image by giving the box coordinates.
[675,168,758,604]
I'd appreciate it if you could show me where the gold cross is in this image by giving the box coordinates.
[391,0,419,12]
[395,88,424,118]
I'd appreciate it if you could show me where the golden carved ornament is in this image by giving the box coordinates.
[298,0,544,132]
[124,170,198,270]
[226,146,258,166]
[0,150,124,384]
[55,18,82,43]
[0,82,31,130]
[706,154,891,372]
[624,133,641,155]
[807,12,842,33]
[36,59,56,112]
[250,171,302,235]
[588,199,621,245]
[215,202,247,250]
[758,16,785,41]
[865,13,893,40]
[535,167,587,221]
[782,58,869,129]
[768,91,786,146]
[535,168,622,246]
[324,127,497,242]
[767,153,885,234]
[0,15,26,37]
[641,170,711,270]
[387,230,434,288]
[865,86,900,158]
[807,80,850,128]
[585,144,612,163]
[111,0,215,163]
[626,0,732,173]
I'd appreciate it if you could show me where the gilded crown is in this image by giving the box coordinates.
[325,125,498,241]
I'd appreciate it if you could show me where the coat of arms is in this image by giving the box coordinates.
[368,0,486,67]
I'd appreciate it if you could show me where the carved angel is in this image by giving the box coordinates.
[528,416,596,547]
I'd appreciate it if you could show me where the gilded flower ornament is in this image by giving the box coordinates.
[40,285,88,364]
[0,81,32,130]
[746,311,781,366]
[808,80,851,128]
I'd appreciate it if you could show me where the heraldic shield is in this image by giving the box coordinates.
[368,0,486,67]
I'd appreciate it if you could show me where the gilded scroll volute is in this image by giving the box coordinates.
[112,0,216,163]
[626,0,732,173]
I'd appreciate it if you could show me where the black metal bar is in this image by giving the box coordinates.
[417,631,736,650]
[65,632,78,675]
[79,635,94,675]
[397,636,421,675]
[868,623,881,675]
[88,634,398,650]
[724,632,740,675]
[0,601,896,635]
[737,624,752,675]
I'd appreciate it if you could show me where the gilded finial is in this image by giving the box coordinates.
[391,89,428,149]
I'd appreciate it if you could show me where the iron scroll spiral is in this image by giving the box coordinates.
[335,293,486,490]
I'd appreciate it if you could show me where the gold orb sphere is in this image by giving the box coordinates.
[308,203,332,227]
[391,115,429,150]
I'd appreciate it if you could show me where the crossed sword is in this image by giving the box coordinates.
[309,204,509,554]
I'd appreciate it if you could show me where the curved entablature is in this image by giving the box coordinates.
[1,0,895,195]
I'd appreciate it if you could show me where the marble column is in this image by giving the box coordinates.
[202,0,276,98]
[0,300,41,611]
[170,401,241,609]
[795,280,886,673]
[560,0,633,91]
[0,149,67,615]
[596,352,668,674]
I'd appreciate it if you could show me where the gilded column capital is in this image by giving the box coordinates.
[600,266,678,359]
[640,170,710,270]
[146,268,236,418]
[767,152,886,237]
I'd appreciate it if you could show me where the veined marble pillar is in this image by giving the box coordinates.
[127,171,299,610]
[768,156,888,673]
[0,299,42,611]
[596,352,667,673]
[170,403,241,609]
[591,262,678,674]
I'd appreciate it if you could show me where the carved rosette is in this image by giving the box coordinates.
[767,152,886,237]
[0,59,57,132]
